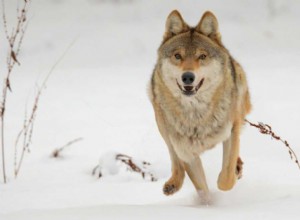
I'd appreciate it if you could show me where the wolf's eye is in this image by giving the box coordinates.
[199,54,207,60]
[174,54,182,60]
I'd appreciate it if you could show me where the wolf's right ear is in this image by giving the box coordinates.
[196,11,222,44]
[164,10,189,41]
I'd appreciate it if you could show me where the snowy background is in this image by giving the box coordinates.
[1,0,300,219]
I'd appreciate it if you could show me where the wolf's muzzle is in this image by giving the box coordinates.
[176,78,205,96]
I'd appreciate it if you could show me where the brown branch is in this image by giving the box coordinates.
[92,153,157,181]
[52,138,83,158]
[245,119,300,170]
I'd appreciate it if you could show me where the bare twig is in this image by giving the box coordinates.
[245,119,300,170]
[52,138,83,158]
[14,90,39,177]
[1,0,31,184]
[14,107,27,176]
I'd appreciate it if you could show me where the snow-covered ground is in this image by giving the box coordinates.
[1,0,300,219]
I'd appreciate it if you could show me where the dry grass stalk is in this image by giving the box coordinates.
[1,0,31,183]
[52,138,83,158]
[14,89,41,177]
[245,119,300,170]
[1,0,75,181]
[14,40,76,178]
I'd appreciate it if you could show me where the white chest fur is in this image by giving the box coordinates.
[161,87,233,162]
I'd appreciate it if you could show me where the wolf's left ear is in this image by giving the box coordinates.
[196,11,222,44]
[164,10,189,41]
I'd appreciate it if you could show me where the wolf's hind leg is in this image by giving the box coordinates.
[218,122,241,191]
[183,156,210,203]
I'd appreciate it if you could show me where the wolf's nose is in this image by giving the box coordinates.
[181,72,195,85]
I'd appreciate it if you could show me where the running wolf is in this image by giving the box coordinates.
[148,10,251,200]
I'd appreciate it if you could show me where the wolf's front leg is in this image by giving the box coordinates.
[218,122,241,191]
[163,143,185,195]
[183,156,210,204]
[153,107,185,195]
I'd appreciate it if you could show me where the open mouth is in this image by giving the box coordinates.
[176,78,205,96]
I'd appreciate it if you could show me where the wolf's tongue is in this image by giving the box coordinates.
[184,86,193,91]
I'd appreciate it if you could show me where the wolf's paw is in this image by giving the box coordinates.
[218,157,244,191]
[236,157,243,180]
[217,172,236,191]
[197,190,211,206]
[163,177,183,196]
[163,183,177,195]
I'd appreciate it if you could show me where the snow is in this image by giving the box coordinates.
[1,0,300,219]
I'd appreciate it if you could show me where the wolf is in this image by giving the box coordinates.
[148,10,251,200]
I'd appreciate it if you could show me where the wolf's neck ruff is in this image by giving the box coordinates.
[153,68,233,148]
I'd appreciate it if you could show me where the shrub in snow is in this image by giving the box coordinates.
[92,151,157,181]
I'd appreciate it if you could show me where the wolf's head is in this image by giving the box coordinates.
[158,10,229,97]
